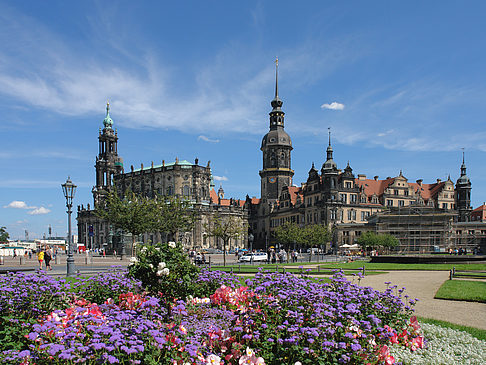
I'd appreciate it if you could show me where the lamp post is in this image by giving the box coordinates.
[248,233,254,252]
[61,177,77,276]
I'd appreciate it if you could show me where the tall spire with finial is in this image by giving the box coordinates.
[461,148,467,176]
[275,57,279,99]
[326,127,333,160]
[103,100,114,129]
[269,58,284,129]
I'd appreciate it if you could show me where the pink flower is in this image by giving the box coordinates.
[385,355,395,365]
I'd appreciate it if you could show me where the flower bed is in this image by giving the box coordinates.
[0,242,482,364]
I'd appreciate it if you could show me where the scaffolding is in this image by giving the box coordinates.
[374,206,455,253]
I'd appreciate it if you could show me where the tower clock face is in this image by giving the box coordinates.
[269,177,276,183]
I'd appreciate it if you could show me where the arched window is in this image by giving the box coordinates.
[183,185,190,196]
[167,186,173,195]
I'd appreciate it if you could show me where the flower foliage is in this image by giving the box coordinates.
[2,263,476,365]
[127,241,200,302]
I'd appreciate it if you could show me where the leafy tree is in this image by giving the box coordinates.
[357,232,399,253]
[204,214,245,266]
[301,224,331,260]
[152,194,197,242]
[0,227,9,242]
[357,231,380,251]
[96,189,156,258]
[273,222,300,261]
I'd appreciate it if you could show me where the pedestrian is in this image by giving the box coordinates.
[13,249,17,258]
[45,246,53,271]
[37,249,45,270]
[28,250,32,260]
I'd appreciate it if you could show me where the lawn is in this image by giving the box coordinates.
[417,316,486,341]
[434,279,486,303]
[209,264,386,276]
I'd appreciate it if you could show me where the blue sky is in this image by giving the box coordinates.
[1,1,486,240]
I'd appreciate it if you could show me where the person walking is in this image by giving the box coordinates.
[37,249,45,270]
[44,246,53,271]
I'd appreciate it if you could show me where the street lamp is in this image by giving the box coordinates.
[248,233,254,252]
[61,177,77,276]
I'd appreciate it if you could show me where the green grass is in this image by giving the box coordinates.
[302,261,486,272]
[434,280,486,303]
[209,261,486,272]
[209,265,386,276]
[417,316,486,341]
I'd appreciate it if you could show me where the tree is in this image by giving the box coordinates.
[301,224,331,260]
[204,214,245,266]
[152,194,197,242]
[357,232,399,254]
[0,227,9,242]
[273,222,301,262]
[96,189,156,258]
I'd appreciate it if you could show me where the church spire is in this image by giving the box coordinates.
[269,58,284,129]
[275,57,279,99]
[103,101,114,129]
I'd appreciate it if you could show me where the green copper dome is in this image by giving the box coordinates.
[103,102,114,129]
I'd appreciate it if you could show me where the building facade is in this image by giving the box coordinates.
[246,62,483,254]
[77,105,247,254]
[78,62,484,255]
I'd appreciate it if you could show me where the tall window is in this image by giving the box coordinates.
[398,200,404,207]
[386,199,393,207]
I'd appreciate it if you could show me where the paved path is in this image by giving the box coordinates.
[357,270,486,330]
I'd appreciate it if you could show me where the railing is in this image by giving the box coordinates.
[449,267,486,280]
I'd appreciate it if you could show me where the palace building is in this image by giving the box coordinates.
[78,62,485,255]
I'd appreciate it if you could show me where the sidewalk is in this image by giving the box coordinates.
[355,270,486,330]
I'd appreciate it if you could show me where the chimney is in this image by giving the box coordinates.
[151,161,154,168]
[141,163,144,170]
[416,179,422,186]
[358,174,366,181]
[374,176,379,181]
[437,178,441,183]
[130,165,134,172]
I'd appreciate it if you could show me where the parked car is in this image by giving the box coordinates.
[239,252,268,262]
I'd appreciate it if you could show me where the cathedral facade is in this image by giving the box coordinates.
[77,104,247,254]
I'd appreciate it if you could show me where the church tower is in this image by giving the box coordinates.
[456,151,472,222]
[93,102,124,207]
[259,59,294,202]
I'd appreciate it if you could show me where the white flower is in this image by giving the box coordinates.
[129,257,138,264]
[155,247,160,251]
[205,354,221,364]
[158,262,166,269]
[156,267,170,277]
[148,263,154,269]
[141,247,147,253]
[168,241,176,248]
[295,362,302,365]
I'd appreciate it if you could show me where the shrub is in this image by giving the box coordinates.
[127,242,200,302]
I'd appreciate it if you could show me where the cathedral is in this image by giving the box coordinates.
[77,104,248,255]
[78,61,485,254]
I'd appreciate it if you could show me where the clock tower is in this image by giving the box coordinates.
[259,59,294,203]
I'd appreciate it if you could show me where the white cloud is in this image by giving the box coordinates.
[321,102,345,110]
[213,175,228,182]
[198,135,220,143]
[28,207,51,215]
[3,200,35,209]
